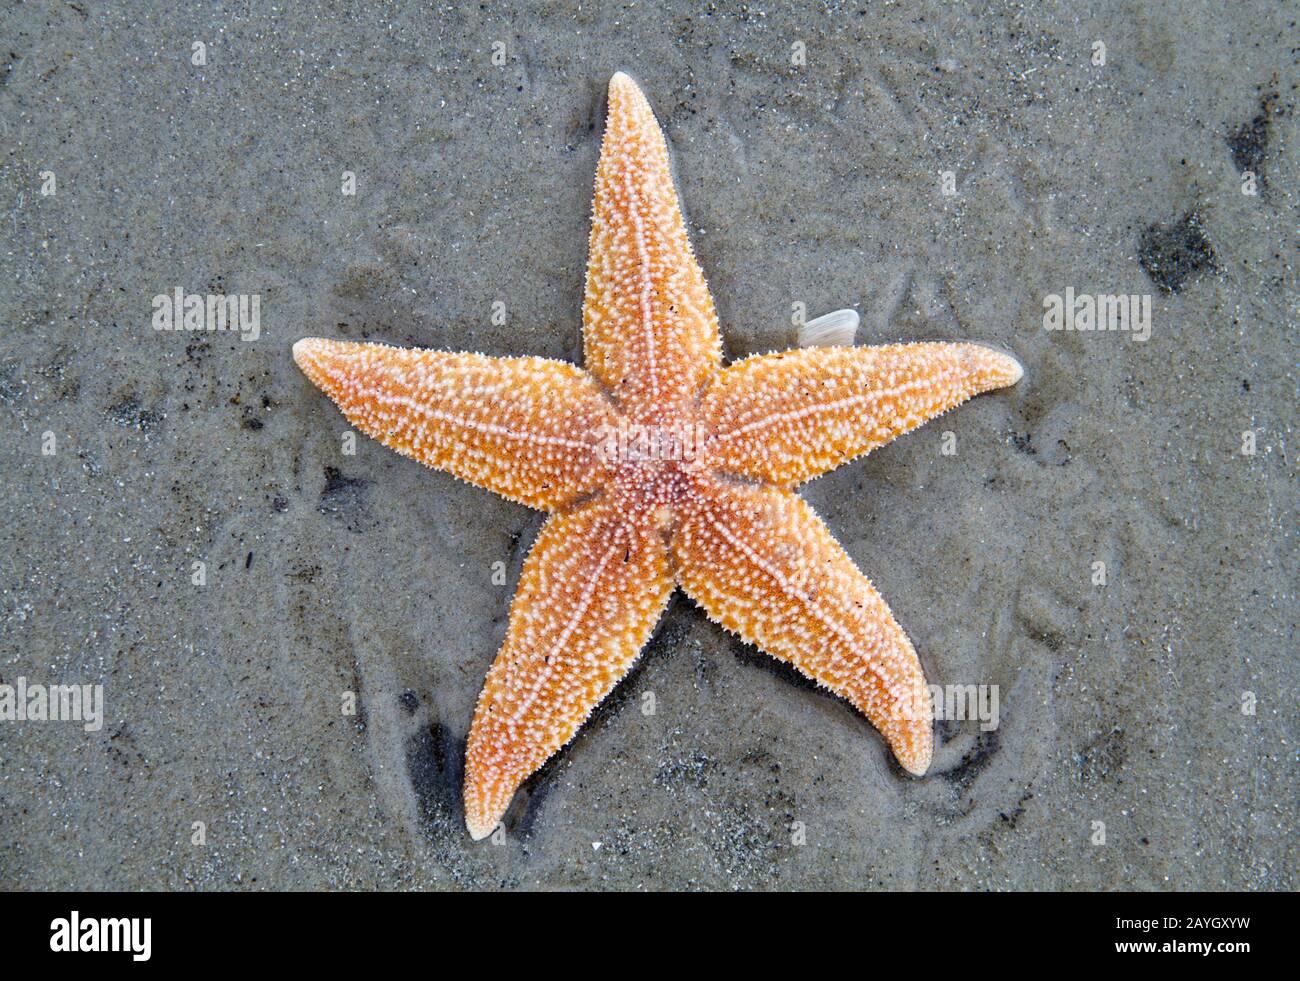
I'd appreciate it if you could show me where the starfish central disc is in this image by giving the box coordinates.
[601,414,708,518]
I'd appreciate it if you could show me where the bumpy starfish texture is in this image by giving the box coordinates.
[294,72,1023,840]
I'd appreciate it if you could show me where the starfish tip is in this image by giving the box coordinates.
[608,70,648,103]
[900,754,931,777]
[291,337,321,368]
[974,341,1025,386]
[1003,352,1025,385]
[465,812,496,842]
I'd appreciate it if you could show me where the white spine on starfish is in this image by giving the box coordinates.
[380,394,598,452]
[624,172,660,403]
[505,533,620,732]
[463,501,672,840]
[583,73,721,413]
[292,338,617,510]
[711,371,958,443]
[702,342,1023,486]
[704,513,893,692]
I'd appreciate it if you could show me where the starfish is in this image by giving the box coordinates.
[293,72,1023,840]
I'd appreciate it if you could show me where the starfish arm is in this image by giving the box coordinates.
[701,342,1023,486]
[582,73,722,415]
[293,338,619,510]
[672,478,933,774]
[463,500,674,839]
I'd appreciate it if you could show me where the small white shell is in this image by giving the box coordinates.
[798,308,860,348]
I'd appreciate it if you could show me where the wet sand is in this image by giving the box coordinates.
[0,1,1294,889]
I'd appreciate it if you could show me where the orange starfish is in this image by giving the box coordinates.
[294,72,1023,840]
